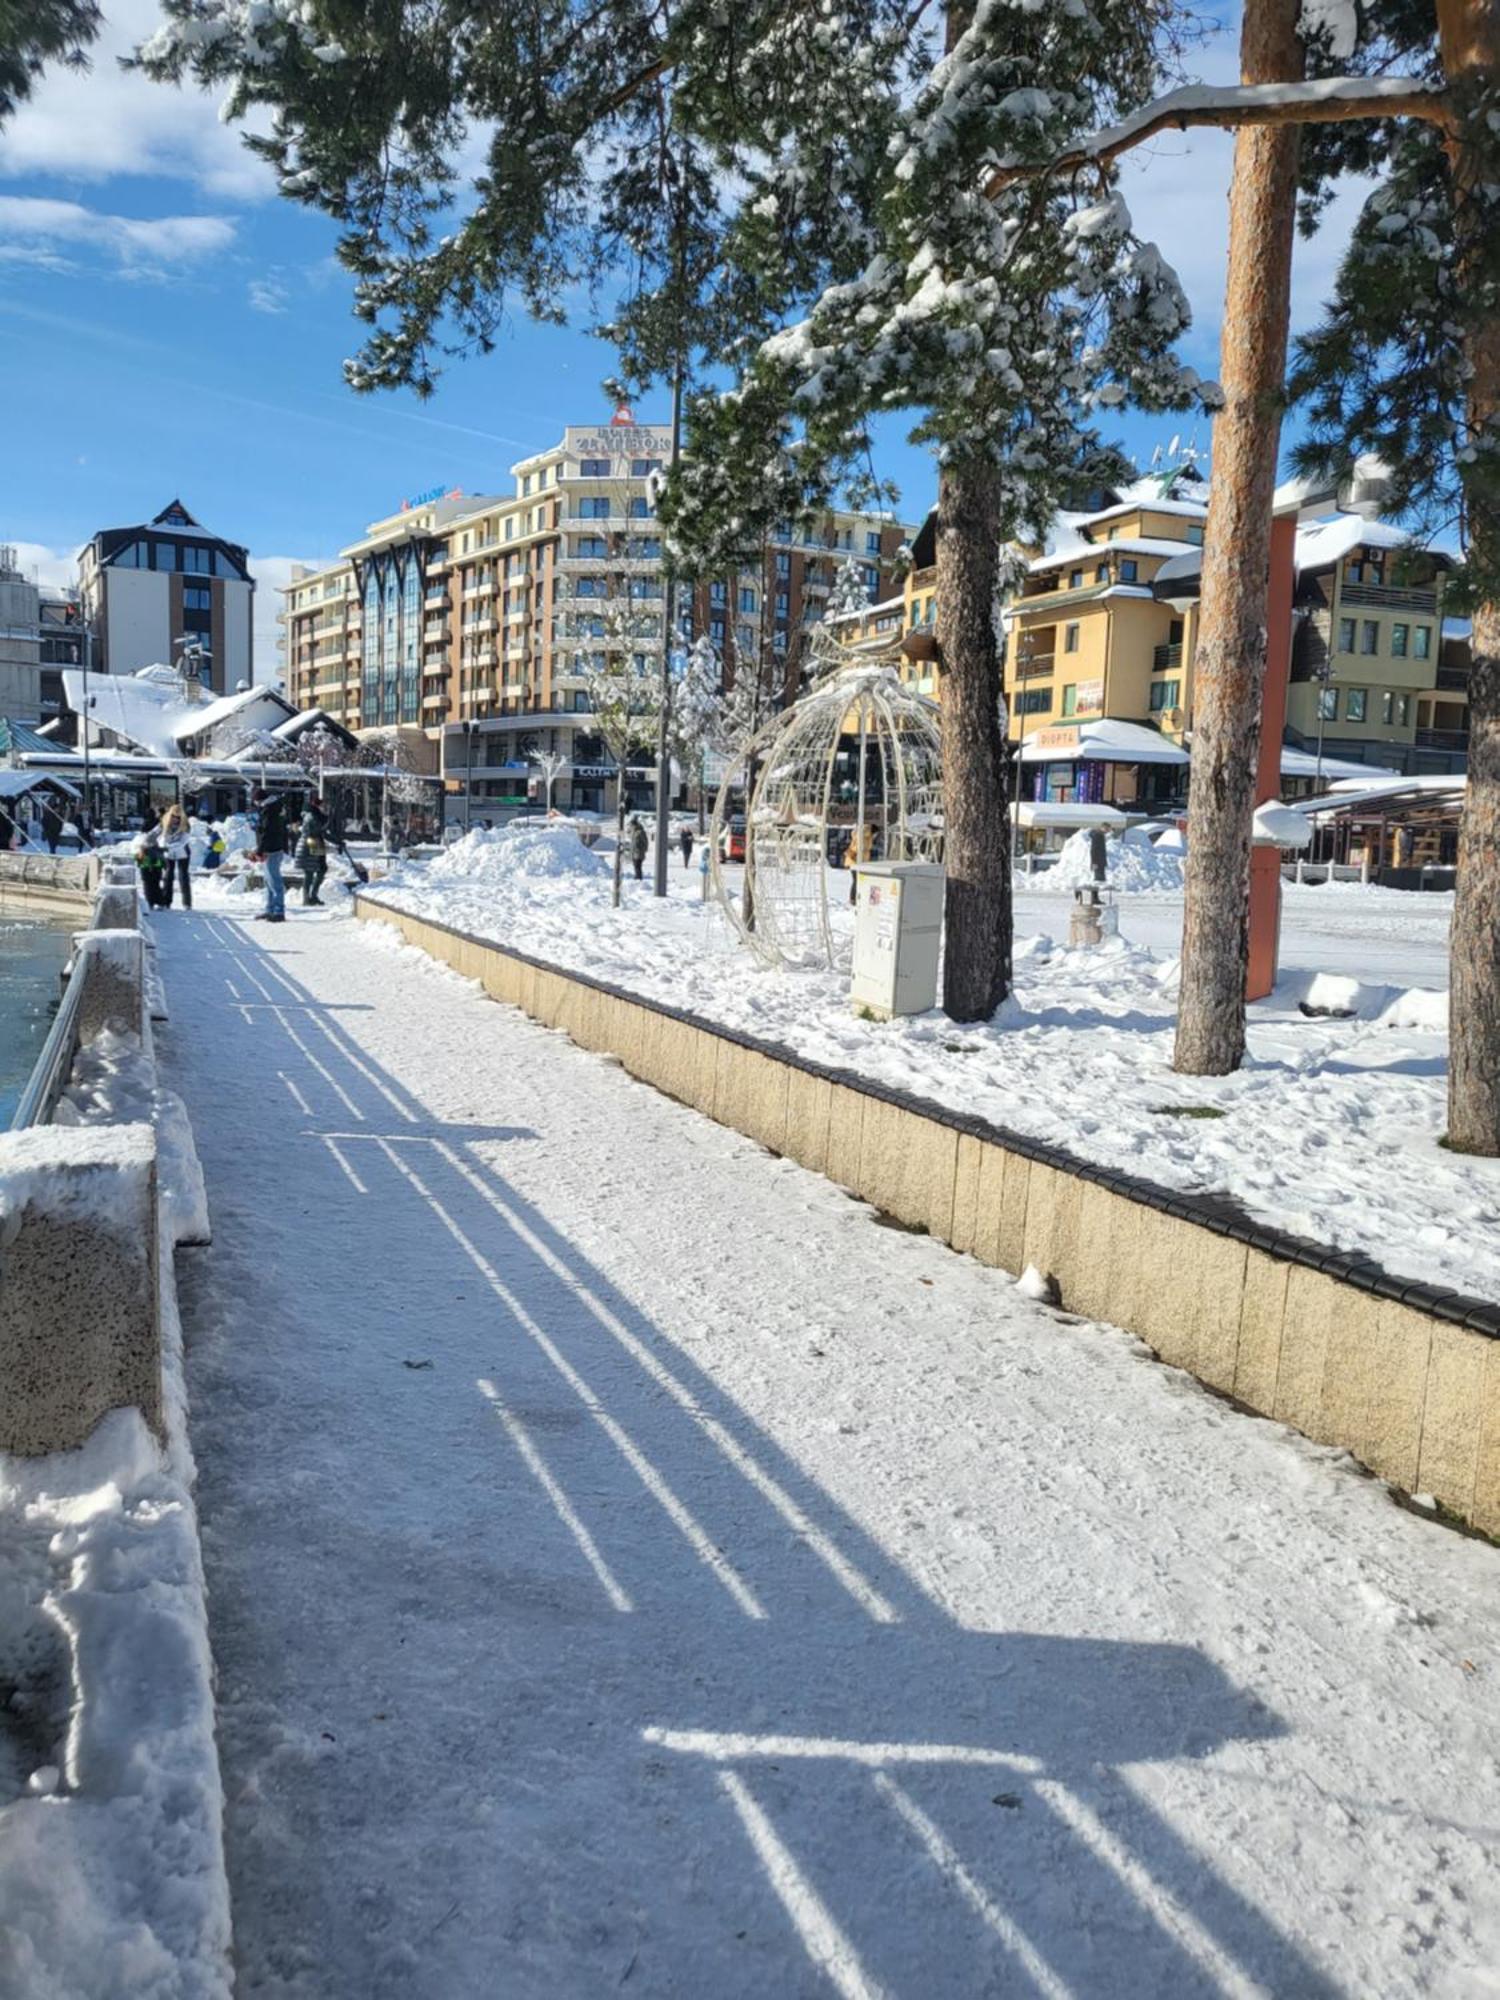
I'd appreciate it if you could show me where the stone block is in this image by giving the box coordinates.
[785,1069,833,1179]
[1183,1227,1250,1395]
[825,1084,866,1193]
[1130,1208,1201,1369]
[0,1123,161,1455]
[91,885,139,932]
[73,930,144,1044]
[1273,1266,1341,1442]
[1319,1294,1433,1488]
[1471,1342,1500,1538]
[1415,1324,1486,1519]
[1234,1250,1289,1416]
[855,1099,957,1237]
[712,1042,789,1156]
[1067,1182,1124,1325]
[996,1148,1033,1276]
[1021,1162,1085,1304]
[948,1134,983,1255]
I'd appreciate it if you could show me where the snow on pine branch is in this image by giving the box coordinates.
[986,76,1449,193]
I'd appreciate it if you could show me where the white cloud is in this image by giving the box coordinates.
[0,194,234,274]
[248,274,289,314]
[0,0,273,199]
[2,541,81,593]
[249,554,333,687]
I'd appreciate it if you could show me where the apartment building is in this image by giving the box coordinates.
[77,499,254,693]
[1288,517,1461,775]
[835,461,1466,806]
[284,414,911,815]
[0,547,85,724]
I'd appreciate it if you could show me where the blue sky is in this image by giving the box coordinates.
[1,3,1370,677]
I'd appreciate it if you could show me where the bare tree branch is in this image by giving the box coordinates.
[984,76,1449,198]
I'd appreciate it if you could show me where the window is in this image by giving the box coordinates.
[630,458,661,478]
[575,536,607,558]
[1017,688,1050,716]
[739,586,757,613]
[184,584,211,611]
[1149,678,1180,713]
[1063,622,1080,654]
[1347,560,1362,584]
[1391,622,1409,657]
[1382,691,1411,726]
[710,580,727,606]
[1184,525,1204,545]
[1413,625,1432,659]
[578,458,610,477]
[1318,686,1339,721]
[710,616,726,643]
[1095,564,1110,584]
[1069,569,1083,589]
[1338,617,1356,653]
[1119,559,1139,582]
[1061,684,1077,717]
[580,497,610,519]
[776,552,791,578]
[1346,687,1368,722]
[627,497,652,518]
[1361,620,1379,655]
[575,577,605,598]
[737,623,755,654]
[775,590,789,616]
[152,541,177,571]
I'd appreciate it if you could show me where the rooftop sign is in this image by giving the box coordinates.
[401,485,462,513]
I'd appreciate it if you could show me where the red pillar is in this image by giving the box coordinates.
[1246,509,1296,1001]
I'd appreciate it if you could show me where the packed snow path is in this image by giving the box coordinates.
[154,906,1500,1999]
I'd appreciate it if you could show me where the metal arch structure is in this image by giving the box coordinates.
[709,658,943,970]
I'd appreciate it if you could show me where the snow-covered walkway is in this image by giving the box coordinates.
[155,905,1500,1998]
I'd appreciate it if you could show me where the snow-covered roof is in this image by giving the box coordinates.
[1106,491,1209,520]
[1027,537,1198,576]
[62,665,193,759]
[1293,514,1414,573]
[828,593,904,623]
[1020,718,1189,766]
[175,682,294,743]
[1279,747,1401,782]
[0,769,78,800]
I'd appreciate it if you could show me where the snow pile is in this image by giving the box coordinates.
[1293,972,1449,1032]
[1045,827,1186,895]
[423,821,611,887]
[0,933,227,1994]
[215,812,256,861]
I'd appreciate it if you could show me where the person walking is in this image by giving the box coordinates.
[250,788,289,923]
[296,797,330,906]
[134,825,168,909]
[39,797,63,852]
[629,815,648,882]
[679,825,694,870]
[158,804,193,909]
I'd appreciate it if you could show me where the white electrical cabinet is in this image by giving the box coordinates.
[850,862,945,1018]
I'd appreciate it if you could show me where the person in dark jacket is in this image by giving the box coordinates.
[134,825,168,908]
[296,798,330,906]
[250,789,289,923]
[39,798,63,852]
[629,815,648,881]
[678,825,694,869]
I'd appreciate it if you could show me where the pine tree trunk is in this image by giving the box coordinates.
[935,456,1011,1020]
[1173,0,1304,1076]
[1437,0,1500,1152]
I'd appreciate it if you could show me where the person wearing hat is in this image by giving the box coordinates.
[249,788,290,923]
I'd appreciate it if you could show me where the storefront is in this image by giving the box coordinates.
[1019,717,1190,809]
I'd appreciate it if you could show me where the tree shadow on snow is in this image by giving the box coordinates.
[164,912,1341,2000]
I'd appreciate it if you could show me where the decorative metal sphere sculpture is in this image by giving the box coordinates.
[709,647,943,970]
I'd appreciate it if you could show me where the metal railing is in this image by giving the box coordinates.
[1339,581,1439,613]
[10,959,86,1129]
[1152,642,1184,671]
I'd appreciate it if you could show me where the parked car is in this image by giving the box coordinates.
[719,815,747,863]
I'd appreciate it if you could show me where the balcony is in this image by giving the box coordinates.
[1435,665,1470,692]
[1152,642,1183,672]
[1013,655,1056,681]
[1340,580,1439,613]
[463,615,497,634]
[423,621,446,643]
[1416,726,1469,751]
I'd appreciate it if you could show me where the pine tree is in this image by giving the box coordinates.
[0,1,100,123]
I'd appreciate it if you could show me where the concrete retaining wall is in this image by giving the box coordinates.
[0,850,100,916]
[358,897,1500,1535]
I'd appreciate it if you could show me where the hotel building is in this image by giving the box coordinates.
[77,499,254,694]
[284,416,912,815]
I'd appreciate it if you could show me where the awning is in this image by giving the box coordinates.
[1019,717,1189,766]
[1279,746,1400,782]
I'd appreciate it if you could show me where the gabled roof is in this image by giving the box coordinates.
[174,682,295,744]
[152,499,203,529]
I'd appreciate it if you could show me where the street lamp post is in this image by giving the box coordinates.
[80,623,94,840]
